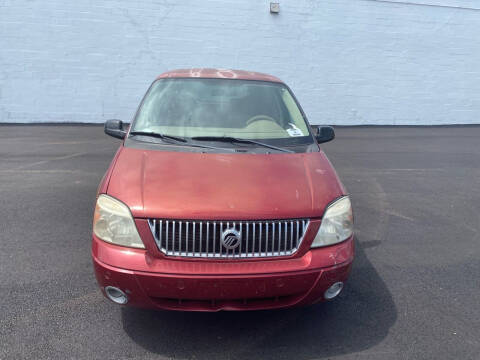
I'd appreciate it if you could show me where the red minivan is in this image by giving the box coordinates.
[92,69,354,311]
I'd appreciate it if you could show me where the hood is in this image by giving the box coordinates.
[107,147,345,220]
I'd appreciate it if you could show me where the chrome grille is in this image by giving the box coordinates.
[148,219,310,258]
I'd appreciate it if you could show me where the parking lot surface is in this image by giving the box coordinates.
[1,125,479,359]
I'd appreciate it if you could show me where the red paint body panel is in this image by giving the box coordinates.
[92,236,354,311]
[157,68,283,83]
[96,146,122,196]
[92,231,354,274]
[107,148,345,220]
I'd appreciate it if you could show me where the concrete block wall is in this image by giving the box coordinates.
[0,0,479,125]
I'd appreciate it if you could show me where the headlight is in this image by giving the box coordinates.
[311,196,353,248]
[93,194,145,249]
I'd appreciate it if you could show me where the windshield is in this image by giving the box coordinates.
[131,78,312,144]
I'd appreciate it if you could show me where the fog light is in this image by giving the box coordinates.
[105,286,128,305]
[324,282,344,300]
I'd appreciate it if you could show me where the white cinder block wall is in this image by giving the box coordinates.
[1,0,479,125]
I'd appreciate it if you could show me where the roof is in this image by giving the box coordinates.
[157,68,283,83]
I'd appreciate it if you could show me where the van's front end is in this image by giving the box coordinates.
[92,69,354,311]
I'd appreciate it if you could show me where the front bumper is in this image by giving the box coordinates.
[92,235,354,311]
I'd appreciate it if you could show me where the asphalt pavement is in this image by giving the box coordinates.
[0,125,479,359]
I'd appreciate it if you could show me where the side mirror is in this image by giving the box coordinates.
[313,125,335,144]
[104,119,127,139]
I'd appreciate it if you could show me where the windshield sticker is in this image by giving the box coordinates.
[286,123,304,137]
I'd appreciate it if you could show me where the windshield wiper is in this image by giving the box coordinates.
[129,131,235,152]
[190,136,294,153]
[129,131,187,143]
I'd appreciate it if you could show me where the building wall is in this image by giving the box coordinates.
[1,0,479,125]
